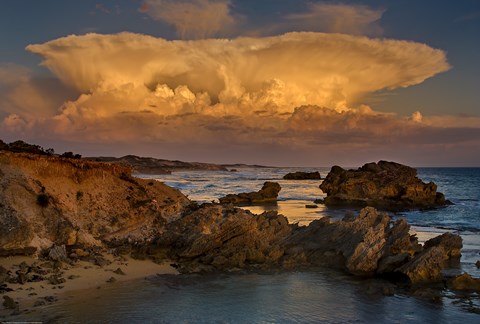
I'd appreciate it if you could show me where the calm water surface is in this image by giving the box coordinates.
[42,270,480,323]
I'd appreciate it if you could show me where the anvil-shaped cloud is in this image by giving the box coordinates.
[26,32,449,114]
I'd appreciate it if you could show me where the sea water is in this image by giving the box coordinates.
[40,167,480,322]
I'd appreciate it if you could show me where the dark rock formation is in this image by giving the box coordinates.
[2,295,17,310]
[319,161,448,211]
[219,182,281,205]
[283,171,321,180]
[157,204,291,272]
[448,273,480,291]
[395,233,462,283]
[47,245,68,262]
[284,207,422,276]
[155,204,462,285]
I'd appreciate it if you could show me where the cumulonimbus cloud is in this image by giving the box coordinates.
[2,32,477,166]
[25,32,450,114]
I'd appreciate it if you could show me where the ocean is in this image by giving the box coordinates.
[44,167,480,322]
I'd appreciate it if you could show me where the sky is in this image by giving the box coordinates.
[0,0,479,167]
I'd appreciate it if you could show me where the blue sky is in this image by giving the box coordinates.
[0,0,479,166]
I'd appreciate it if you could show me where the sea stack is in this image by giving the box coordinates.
[319,161,448,211]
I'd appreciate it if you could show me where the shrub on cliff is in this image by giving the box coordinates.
[0,139,54,156]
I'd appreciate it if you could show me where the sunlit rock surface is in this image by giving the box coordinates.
[0,151,190,255]
[218,181,281,205]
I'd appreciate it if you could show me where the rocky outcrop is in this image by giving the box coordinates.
[156,204,291,272]
[448,273,480,291]
[283,207,461,283]
[218,182,281,205]
[0,151,190,256]
[284,207,421,275]
[395,233,462,283]
[283,171,321,180]
[153,204,462,285]
[319,161,448,211]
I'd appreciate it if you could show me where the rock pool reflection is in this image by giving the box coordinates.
[36,270,480,323]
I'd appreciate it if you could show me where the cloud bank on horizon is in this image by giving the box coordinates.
[0,1,478,166]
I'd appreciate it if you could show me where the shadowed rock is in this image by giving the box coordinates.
[448,273,480,291]
[319,161,449,211]
[219,182,281,205]
[395,232,462,284]
[157,204,291,272]
[283,171,321,180]
[157,204,463,285]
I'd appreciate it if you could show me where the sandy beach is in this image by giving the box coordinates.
[0,253,178,321]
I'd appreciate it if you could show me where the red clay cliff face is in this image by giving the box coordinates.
[319,161,448,211]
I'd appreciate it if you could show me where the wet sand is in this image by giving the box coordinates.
[0,254,178,321]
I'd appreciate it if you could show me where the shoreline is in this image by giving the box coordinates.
[0,253,178,321]
[2,227,480,321]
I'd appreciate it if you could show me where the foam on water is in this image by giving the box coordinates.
[145,167,480,232]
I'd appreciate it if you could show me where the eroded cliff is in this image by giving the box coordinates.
[0,152,190,255]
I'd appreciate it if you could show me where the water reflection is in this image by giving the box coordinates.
[33,270,480,323]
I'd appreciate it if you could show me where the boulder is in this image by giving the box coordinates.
[395,232,462,284]
[283,171,321,180]
[319,161,448,211]
[448,273,480,291]
[157,204,291,272]
[219,182,281,205]
[423,232,462,258]
[284,207,421,276]
[47,245,68,262]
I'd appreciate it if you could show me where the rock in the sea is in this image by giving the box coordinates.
[448,273,480,291]
[285,207,420,276]
[319,161,448,211]
[423,232,462,258]
[283,171,321,180]
[219,182,281,205]
[395,232,462,284]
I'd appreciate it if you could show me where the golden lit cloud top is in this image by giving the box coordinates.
[26,32,450,114]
